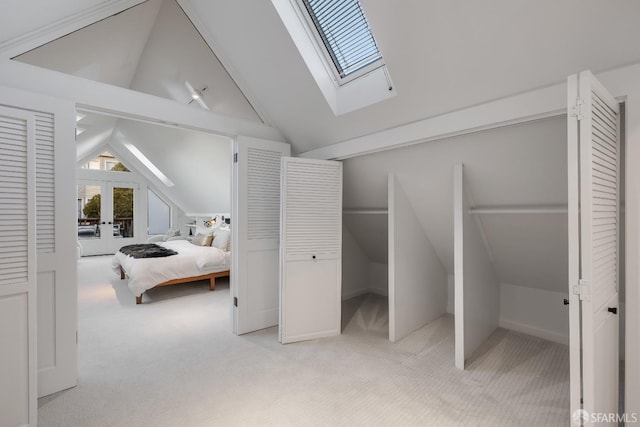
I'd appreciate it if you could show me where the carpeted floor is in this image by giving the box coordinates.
[38,256,570,426]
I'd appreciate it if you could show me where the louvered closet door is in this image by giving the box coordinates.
[0,106,37,427]
[568,70,620,426]
[280,158,342,344]
[232,136,290,335]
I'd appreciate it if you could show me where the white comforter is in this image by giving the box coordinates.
[112,240,230,297]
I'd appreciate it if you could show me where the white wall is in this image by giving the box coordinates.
[499,283,569,345]
[454,164,500,368]
[368,262,388,296]
[342,225,369,300]
[112,118,232,214]
[389,173,447,342]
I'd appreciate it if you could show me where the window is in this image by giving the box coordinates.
[81,151,130,172]
[300,0,383,81]
[148,189,171,235]
[272,0,395,115]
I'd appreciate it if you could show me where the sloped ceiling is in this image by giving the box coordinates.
[342,116,568,293]
[182,0,640,154]
[4,1,640,154]
[79,112,232,215]
[13,0,261,122]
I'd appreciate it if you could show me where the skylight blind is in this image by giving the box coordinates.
[301,0,382,78]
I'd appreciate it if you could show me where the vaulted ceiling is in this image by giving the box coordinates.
[0,0,636,293]
[3,0,640,155]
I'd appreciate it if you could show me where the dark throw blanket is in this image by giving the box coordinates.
[119,243,178,259]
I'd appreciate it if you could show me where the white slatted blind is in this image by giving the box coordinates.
[0,115,29,286]
[589,89,619,308]
[283,160,342,258]
[34,112,55,253]
[247,148,283,240]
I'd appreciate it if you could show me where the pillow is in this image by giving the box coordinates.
[212,228,231,251]
[165,228,181,238]
[192,233,213,246]
[195,225,214,236]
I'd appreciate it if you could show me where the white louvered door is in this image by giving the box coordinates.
[0,106,37,427]
[280,158,342,344]
[232,136,290,335]
[568,70,620,426]
[1,87,77,401]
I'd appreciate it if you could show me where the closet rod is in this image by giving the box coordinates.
[469,205,568,215]
[343,209,388,215]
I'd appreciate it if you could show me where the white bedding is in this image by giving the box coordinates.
[112,240,230,297]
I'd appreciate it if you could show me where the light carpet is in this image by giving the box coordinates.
[38,255,570,426]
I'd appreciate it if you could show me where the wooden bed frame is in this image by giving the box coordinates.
[119,266,230,304]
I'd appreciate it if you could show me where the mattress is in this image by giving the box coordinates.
[112,240,230,297]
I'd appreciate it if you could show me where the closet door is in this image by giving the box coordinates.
[280,158,342,344]
[0,106,37,426]
[568,70,620,425]
[0,87,77,402]
[232,136,290,334]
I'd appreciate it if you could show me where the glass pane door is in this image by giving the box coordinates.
[77,183,102,241]
[112,186,134,239]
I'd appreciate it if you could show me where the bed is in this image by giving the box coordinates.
[112,239,230,304]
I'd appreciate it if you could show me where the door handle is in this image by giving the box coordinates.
[563,298,569,306]
[607,307,618,315]
[101,221,106,225]
[108,222,112,225]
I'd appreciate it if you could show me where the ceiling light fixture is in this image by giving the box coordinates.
[184,81,210,110]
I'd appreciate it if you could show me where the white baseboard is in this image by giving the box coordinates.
[369,287,388,297]
[342,288,369,301]
[499,319,568,345]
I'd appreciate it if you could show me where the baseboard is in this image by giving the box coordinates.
[369,288,388,297]
[342,288,369,301]
[499,319,568,345]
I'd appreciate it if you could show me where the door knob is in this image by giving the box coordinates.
[101,221,106,225]
[108,222,112,225]
[608,307,618,315]
[312,255,316,259]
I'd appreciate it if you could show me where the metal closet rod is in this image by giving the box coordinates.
[342,208,388,215]
[469,205,568,215]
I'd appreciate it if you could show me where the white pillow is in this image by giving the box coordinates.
[192,233,213,246]
[195,225,214,236]
[212,228,231,251]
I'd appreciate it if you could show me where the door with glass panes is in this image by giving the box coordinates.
[77,180,138,255]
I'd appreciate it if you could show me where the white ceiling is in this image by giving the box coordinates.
[3,0,640,154]
[0,1,630,292]
[13,0,261,122]
[184,0,640,153]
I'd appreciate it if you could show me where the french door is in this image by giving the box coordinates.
[77,180,138,256]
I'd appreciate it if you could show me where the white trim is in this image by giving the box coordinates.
[453,164,465,370]
[387,173,396,342]
[0,60,284,142]
[499,320,568,345]
[301,84,566,160]
[0,0,147,60]
[469,205,568,215]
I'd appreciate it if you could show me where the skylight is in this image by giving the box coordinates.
[300,0,383,80]
[123,143,175,188]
